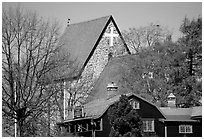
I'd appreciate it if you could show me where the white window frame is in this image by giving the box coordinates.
[179,125,193,134]
[95,118,103,131]
[143,119,155,132]
[130,99,140,109]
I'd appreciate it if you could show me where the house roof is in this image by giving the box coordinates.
[160,106,202,122]
[85,54,150,103]
[191,106,202,117]
[61,93,166,124]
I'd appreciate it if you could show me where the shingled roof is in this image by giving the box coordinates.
[160,106,202,122]
[62,93,166,123]
[85,54,152,103]
[57,15,128,81]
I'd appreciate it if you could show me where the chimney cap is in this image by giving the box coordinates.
[168,93,175,98]
[107,82,118,88]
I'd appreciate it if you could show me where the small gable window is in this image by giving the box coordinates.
[179,125,193,134]
[143,119,155,132]
[73,106,84,119]
[129,99,140,109]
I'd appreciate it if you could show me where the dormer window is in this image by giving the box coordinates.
[74,106,84,119]
[130,99,140,109]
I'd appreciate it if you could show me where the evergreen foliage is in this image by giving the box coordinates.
[108,95,143,137]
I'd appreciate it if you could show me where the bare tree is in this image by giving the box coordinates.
[122,23,172,54]
[2,6,72,136]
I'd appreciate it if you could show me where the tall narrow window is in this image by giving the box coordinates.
[95,118,103,131]
[129,99,140,109]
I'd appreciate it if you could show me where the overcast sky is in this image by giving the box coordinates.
[3,2,202,41]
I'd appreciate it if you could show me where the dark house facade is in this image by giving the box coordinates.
[57,86,202,137]
[160,106,202,137]
[159,93,202,137]
[57,92,166,137]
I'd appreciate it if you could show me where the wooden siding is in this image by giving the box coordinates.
[166,121,202,137]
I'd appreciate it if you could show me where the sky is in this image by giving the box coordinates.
[2,2,202,41]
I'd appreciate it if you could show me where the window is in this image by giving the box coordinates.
[179,125,192,133]
[74,106,84,119]
[143,120,155,132]
[95,118,103,131]
[130,99,140,109]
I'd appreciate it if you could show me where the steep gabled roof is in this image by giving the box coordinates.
[57,15,129,81]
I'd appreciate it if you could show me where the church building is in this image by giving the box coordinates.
[56,16,202,137]
[56,15,130,119]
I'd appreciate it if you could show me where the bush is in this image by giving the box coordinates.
[108,95,143,136]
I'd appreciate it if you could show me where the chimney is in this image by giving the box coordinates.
[167,93,176,108]
[107,82,118,99]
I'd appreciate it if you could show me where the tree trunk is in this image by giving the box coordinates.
[47,99,51,136]
[17,120,23,137]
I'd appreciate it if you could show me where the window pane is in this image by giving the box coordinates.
[143,121,147,131]
[179,125,186,133]
[148,121,152,131]
[186,125,192,133]
[143,120,154,132]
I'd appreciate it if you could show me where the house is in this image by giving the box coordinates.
[159,93,202,137]
[57,83,202,137]
[57,83,166,137]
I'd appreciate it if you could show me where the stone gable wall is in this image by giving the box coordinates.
[65,21,128,119]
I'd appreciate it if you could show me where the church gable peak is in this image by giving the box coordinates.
[58,15,129,81]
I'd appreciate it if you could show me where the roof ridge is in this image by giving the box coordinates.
[160,107,192,109]
[67,15,112,27]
